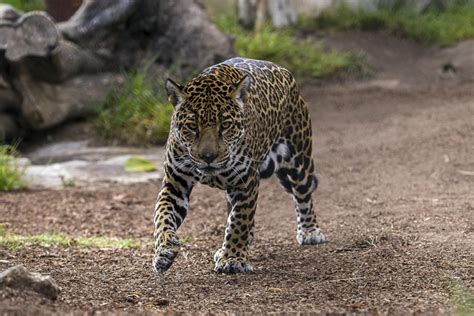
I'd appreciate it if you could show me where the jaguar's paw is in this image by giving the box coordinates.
[213,249,253,274]
[297,228,327,245]
[152,237,180,273]
[153,246,179,273]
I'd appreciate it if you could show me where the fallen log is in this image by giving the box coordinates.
[0,77,21,112]
[15,68,123,130]
[0,12,59,62]
[0,114,20,140]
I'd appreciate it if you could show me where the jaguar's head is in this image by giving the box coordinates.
[165,74,250,172]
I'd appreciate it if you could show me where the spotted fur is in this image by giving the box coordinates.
[153,58,325,274]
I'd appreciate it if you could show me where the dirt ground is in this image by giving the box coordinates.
[1,31,473,315]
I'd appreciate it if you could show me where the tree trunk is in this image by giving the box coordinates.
[238,0,257,29]
[267,0,297,28]
[0,12,60,62]
[44,0,83,22]
[238,0,298,30]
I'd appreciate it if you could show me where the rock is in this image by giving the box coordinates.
[0,265,60,300]
[0,12,60,62]
[0,4,21,21]
[437,39,474,82]
[24,156,164,188]
[22,140,165,188]
[0,114,21,141]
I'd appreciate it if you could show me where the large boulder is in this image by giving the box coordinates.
[59,0,233,73]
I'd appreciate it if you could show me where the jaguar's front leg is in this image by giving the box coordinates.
[214,179,259,273]
[153,167,193,273]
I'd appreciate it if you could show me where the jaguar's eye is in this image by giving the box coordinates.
[185,122,198,133]
[221,121,232,130]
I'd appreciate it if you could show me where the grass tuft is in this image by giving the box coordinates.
[1,0,44,11]
[0,225,141,251]
[0,145,27,192]
[0,224,6,237]
[94,70,173,146]
[301,2,474,46]
[213,13,367,79]
[450,282,474,315]
[124,156,157,172]
[74,236,140,249]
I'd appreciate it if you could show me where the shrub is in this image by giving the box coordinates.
[2,0,44,11]
[94,71,173,146]
[301,2,474,46]
[0,145,27,192]
[213,13,366,79]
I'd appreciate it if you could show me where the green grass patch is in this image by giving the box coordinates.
[213,13,367,79]
[450,282,474,315]
[179,235,192,244]
[0,145,27,192]
[124,156,157,172]
[74,236,140,249]
[94,70,173,146]
[301,2,474,46]
[0,224,141,251]
[2,0,44,11]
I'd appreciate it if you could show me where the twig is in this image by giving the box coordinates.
[323,277,366,283]
[457,169,474,176]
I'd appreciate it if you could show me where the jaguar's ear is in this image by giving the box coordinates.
[165,79,186,108]
[231,75,251,107]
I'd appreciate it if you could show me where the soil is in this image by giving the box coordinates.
[1,31,473,315]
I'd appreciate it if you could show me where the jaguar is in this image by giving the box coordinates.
[153,57,326,274]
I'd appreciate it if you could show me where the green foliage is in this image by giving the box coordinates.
[94,70,173,146]
[2,0,44,11]
[0,226,141,251]
[213,13,366,79]
[179,235,192,244]
[74,236,140,249]
[124,156,157,172]
[59,175,76,187]
[450,282,474,316]
[0,145,27,192]
[301,2,474,46]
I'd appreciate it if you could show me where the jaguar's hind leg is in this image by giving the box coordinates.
[274,97,326,245]
[274,146,326,245]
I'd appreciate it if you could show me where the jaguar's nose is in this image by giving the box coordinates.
[200,152,218,164]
